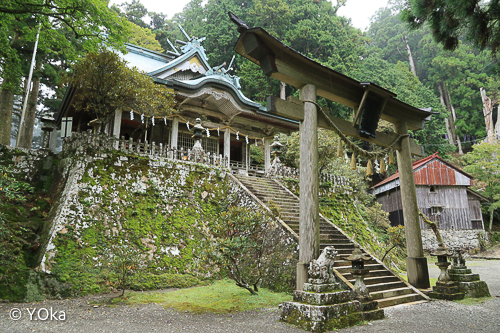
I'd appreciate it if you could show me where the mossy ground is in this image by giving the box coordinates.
[111,279,292,313]
[454,296,492,305]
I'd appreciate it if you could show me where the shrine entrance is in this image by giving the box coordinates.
[230,13,433,290]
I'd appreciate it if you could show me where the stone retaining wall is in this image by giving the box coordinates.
[421,229,489,253]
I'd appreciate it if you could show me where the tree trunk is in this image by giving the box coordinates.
[404,35,417,77]
[0,82,14,146]
[489,208,495,232]
[480,87,496,142]
[495,105,500,142]
[17,73,41,149]
[439,82,463,154]
[438,84,456,145]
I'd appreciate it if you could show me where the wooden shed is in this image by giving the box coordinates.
[372,153,488,230]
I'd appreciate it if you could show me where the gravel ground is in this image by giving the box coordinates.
[1,260,499,333]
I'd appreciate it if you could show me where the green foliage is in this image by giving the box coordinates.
[0,0,132,88]
[129,23,164,52]
[0,161,51,301]
[65,49,176,129]
[197,206,295,295]
[129,273,208,291]
[463,141,500,230]
[381,225,406,263]
[98,241,145,296]
[249,144,264,164]
[402,0,500,52]
[122,279,292,313]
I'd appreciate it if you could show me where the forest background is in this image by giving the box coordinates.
[1,0,499,225]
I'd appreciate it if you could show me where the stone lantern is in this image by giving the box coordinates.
[192,118,204,154]
[270,135,283,163]
[347,246,371,300]
[40,115,56,150]
[429,243,465,300]
[430,243,452,283]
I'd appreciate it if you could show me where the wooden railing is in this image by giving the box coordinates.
[62,130,229,168]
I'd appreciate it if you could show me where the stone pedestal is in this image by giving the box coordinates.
[281,247,383,332]
[429,281,464,300]
[449,266,491,298]
[281,288,362,333]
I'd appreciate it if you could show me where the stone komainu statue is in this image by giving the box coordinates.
[308,246,338,284]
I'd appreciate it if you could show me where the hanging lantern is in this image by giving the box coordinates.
[130,110,134,120]
[151,116,155,126]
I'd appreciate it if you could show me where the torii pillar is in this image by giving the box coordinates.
[396,121,430,288]
[296,84,320,290]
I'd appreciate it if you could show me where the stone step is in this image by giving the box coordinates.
[334,264,384,273]
[334,259,378,268]
[376,293,424,308]
[347,276,400,286]
[370,287,414,300]
[342,270,393,280]
[366,281,407,292]
[382,300,428,309]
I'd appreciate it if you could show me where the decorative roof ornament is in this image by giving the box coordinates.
[177,24,208,60]
[205,55,241,89]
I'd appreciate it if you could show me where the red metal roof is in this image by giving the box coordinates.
[372,153,473,189]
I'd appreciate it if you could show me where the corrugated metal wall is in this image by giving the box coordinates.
[414,159,470,186]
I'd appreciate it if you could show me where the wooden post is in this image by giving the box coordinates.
[297,84,319,290]
[264,137,271,174]
[170,117,179,159]
[224,127,231,167]
[245,141,249,175]
[113,109,122,138]
[395,121,430,289]
[113,109,122,149]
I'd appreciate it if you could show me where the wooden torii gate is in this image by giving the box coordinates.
[229,13,433,290]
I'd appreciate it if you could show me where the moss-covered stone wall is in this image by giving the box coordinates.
[37,149,237,295]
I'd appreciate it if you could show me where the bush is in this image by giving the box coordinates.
[197,206,296,295]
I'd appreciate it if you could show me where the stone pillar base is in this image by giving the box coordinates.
[296,262,308,291]
[406,257,430,289]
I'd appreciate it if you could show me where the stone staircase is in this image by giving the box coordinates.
[234,174,428,309]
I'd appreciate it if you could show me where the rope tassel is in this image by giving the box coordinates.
[389,149,395,165]
[380,157,386,174]
[336,140,343,157]
[350,153,357,170]
[366,159,373,176]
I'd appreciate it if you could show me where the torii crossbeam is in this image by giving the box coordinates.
[229,13,432,289]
